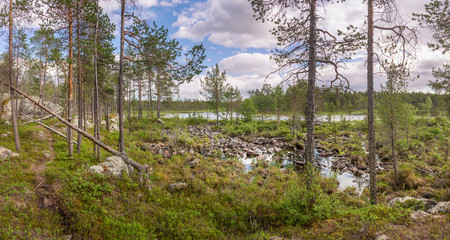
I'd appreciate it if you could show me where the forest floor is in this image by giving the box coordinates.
[0,116,448,239]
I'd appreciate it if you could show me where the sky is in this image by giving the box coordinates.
[100,0,448,99]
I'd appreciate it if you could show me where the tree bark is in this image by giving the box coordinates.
[305,0,317,166]
[93,0,101,158]
[367,0,377,204]
[9,0,20,153]
[138,77,142,119]
[77,2,83,153]
[118,0,125,152]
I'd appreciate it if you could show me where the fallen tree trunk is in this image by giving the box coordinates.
[1,79,146,172]
[19,111,63,126]
[20,113,78,145]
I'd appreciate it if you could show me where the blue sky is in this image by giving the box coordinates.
[102,0,448,99]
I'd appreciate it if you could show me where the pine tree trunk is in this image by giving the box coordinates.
[93,0,101,158]
[117,0,125,152]
[147,70,153,118]
[40,42,48,123]
[138,77,142,119]
[216,97,219,126]
[156,69,161,119]
[367,0,377,205]
[305,0,317,166]
[77,3,83,153]
[304,0,318,200]
[9,0,20,153]
[127,77,131,121]
[67,5,74,156]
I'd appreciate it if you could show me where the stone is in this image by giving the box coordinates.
[0,146,19,160]
[427,202,450,214]
[257,155,268,161]
[43,151,51,159]
[189,159,200,168]
[388,196,437,211]
[109,123,119,132]
[37,131,46,139]
[246,149,259,157]
[159,149,171,158]
[89,165,104,174]
[320,151,334,157]
[375,234,389,240]
[272,155,281,161]
[410,210,431,219]
[89,156,129,176]
[169,182,188,191]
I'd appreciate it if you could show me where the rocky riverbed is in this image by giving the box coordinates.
[135,123,389,193]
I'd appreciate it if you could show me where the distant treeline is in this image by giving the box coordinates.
[148,86,447,116]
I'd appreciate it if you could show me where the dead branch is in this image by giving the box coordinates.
[20,113,78,145]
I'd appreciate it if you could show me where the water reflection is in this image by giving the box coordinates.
[240,149,368,195]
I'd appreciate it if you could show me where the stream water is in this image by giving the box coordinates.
[239,149,369,195]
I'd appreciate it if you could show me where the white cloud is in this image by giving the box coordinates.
[136,0,158,8]
[160,0,189,7]
[172,0,277,49]
[218,53,277,74]
[179,52,282,99]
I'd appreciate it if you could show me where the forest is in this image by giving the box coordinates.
[0,0,448,239]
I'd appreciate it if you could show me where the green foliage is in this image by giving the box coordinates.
[241,98,257,122]
[280,175,340,226]
[394,199,425,211]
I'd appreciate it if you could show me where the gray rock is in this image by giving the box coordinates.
[375,234,389,240]
[89,165,104,174]
[410,210,431,219]
[427,202,450,214]
[189,159,200,168]
[110,123,119,132]
[257,155,268,161]
[169,182,188,191]
[388,196,437,211]
[0,146,19,159]
[89,156,129,176]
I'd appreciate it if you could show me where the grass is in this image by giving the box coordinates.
[0,115,448,239]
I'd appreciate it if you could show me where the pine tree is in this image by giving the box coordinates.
[200,64,229,126]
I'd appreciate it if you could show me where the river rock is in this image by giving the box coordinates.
[427,202,450,214]
[0,146,19,159]
[89,156,129,176]
[320,151,334,157]
[246,149,259,157]
[257,155,268,161]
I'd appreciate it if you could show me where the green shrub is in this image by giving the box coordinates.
[279,175,339,226]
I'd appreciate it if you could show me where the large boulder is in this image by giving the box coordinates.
[388,196,437,211]
[427,202,450,214]
[89,156,129,176]
[0,146,19,160]
[0,94,63,121]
